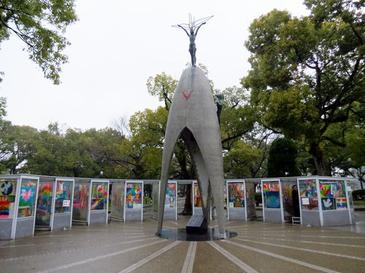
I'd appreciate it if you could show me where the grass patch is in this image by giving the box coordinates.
[354,200,365,207]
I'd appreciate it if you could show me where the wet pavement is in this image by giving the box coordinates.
[1,216,365,273]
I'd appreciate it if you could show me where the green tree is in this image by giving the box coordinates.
[344,102,365,169]
[219,86,271,178]
[0,97,6,118]
[79,128,129,178]
[62,128,132,178]
[26,123,66,175]
[243,0,365,175]
[2,125,38,174]
[24,125,131,178]
[0,0,77,83]
[224,140,263,178]
[0,98,12,172]
[219,86,255,150]
[324,102,365,173]
[127,107,170,178]
[267,137,300,177]
[146,73,177,110]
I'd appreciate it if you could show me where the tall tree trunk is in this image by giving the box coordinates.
[246,183,257,220]
[309,143,330,176]
[175,141,193,215]
[181,184,192,215]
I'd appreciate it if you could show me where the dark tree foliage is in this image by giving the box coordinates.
[267,137,300,177]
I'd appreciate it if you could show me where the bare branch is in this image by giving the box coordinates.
[0,17,34,48]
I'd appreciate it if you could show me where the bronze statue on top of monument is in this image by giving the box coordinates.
[173,14,213,67]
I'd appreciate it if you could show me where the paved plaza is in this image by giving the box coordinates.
[1,216,365,273]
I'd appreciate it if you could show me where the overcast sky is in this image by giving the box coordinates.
[0,0,308,131]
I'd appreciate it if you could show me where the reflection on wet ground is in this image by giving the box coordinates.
[1,215,365,273]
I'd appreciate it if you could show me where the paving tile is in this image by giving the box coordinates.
[231,239,365,272]
[132,241,189,273]
[0,218,365,273]
[193,242,244,273]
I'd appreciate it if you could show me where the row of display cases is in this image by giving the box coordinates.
[110,180,247,222]
[261,177,353,226]
[111,177,355,227]
[172,178,354,226]
[0,175,356,240]
[0,175,110,240]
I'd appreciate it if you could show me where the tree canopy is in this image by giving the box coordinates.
[0,0,364,181]
[267,137,300,177]
[0,0,77,84]
[243,0,365,175]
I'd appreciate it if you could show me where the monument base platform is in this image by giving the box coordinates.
[186,215,208,234]
[158,227,237,241]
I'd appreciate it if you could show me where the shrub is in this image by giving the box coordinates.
[352,190,365,201]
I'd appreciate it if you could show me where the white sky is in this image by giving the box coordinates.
[0,0,308,131]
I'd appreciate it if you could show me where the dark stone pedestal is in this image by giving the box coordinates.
[186,215,208,234]
[158,228,237,241]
